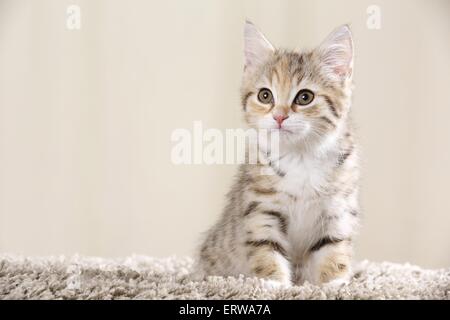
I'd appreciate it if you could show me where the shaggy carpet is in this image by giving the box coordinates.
[0,255,448,300]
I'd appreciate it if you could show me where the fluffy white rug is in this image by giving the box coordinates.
[0,255,448,299]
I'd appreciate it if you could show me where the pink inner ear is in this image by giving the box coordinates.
[334,64,351,77]
[331,44,353,77]
[319,26,353,79]
[243,22,275,70]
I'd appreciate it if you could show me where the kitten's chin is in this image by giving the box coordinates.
[263,128,305,150]
[254,126,313,149]
[273,129,326,153]
[278,128,295,134]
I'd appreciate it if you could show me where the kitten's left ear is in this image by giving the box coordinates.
[244,20,275,70]
[317,25,354,80]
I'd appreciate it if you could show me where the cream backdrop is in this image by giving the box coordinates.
[1,0,449,268]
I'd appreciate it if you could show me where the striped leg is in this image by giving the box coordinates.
[302,237,352,285]
[243,201,291,286]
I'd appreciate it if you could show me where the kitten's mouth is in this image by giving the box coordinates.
[278,127,294,134]
[268,127,295,135]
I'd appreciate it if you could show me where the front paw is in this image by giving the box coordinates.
[323,275,350,288]
[260,278,292,290]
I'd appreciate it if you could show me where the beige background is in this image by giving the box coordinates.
[0,0,449,268]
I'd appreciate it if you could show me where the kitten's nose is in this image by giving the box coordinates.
[273,114,289,128]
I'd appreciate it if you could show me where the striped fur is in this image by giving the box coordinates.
[196,22,360,286]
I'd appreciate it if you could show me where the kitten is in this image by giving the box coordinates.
[196,21,360,286]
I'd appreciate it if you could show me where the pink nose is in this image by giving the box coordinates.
[273,114,289,127]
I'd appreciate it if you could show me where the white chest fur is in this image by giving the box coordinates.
[273,152,336,257]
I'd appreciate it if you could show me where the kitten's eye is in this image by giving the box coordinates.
[294,89,314,106]
[257,88,273,104]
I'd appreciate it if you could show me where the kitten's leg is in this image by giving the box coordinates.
[196,226,234,278]
[244,204,292,287]
[302,238,352,285]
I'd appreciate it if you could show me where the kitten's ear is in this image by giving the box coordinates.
[244,20,274,70]
[317,25,354,80]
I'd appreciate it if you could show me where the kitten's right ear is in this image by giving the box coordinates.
[244,20,274,70]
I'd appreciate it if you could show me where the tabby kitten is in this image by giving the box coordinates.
[196,21,359,286]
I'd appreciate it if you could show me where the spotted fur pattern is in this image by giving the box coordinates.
[196,22,360,286]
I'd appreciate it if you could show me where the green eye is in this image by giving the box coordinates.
[294,89,314,106]
[257,88,273,104]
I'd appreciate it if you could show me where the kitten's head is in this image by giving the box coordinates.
[241,21,354,148]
